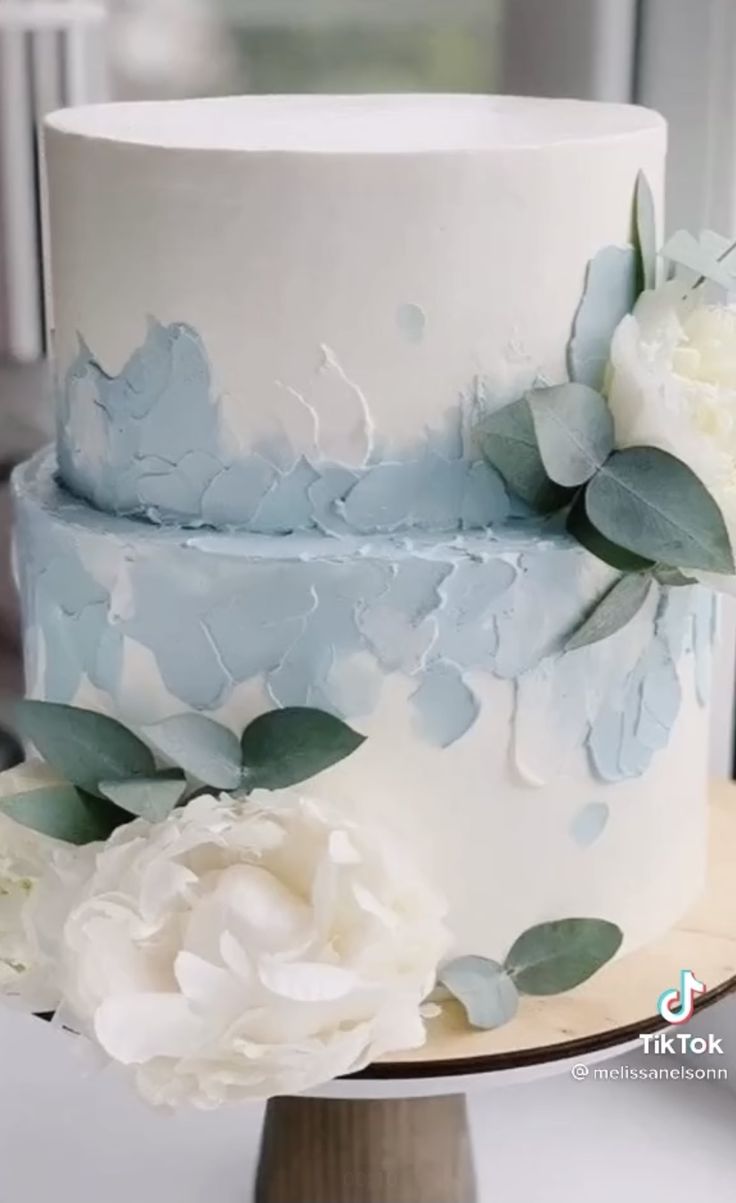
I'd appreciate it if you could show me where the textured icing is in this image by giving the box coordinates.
[14,451,711,779]
[586,589,710,783]
[12,448,711,960]
[46,97,665,533]
[34,96,711,968]
[58,321,510,533]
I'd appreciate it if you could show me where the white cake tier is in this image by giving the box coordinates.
[13,450,710,960]
[44,94,666,530]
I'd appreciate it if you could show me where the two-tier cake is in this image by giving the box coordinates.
[5,95,731,1104]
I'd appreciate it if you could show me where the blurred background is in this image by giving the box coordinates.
[1,0,735,770]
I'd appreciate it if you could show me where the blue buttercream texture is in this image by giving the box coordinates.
[57,320,511,534]
[570,802,610,848]
[14,451,712,778]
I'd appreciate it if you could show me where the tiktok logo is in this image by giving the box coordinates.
[657,969,707,1025]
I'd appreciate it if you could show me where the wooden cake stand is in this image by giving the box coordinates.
[255,784,736,1203]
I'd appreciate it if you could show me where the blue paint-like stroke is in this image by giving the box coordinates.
[570,802,610,848]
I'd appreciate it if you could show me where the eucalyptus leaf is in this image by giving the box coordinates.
[241,707,365,791]
[438,956,519,1030]
[567,492,655,572]
[701,229,736,260]
[476,397,572,513]
[528,383,614,487]
[634,171,657,293]
[568,245,637,392]
[505,918,623,996]
[144,713,242,790]
[654,566,697,587]
[564,573,653,652]
[98,771,188,822]
[662,229,736,290]
[585,448,734,574]
[14,701,155,794]
[0,783,127,845]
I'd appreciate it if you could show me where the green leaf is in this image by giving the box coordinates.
[241,707,365,791]
[528,383,614,488]
[438,956,519,1030]
[634,171,657,294]
[568,245,637,392]
[0,783,128,845]
[144,713,242,790]
[585,447,735,574]
[98,771,188,822]
[14,701,155,794]
[564,573,653,652]
[654,566,697,587]
[567,492,655,572]
[476,397,572,513]
[505,918,623,996]
[662,229,736,290]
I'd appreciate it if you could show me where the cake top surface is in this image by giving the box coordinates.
[45,93,665,155]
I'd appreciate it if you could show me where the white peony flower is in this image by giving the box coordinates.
[29,792,448,1108]
[0,812,63,1012]
[607,280,736,587]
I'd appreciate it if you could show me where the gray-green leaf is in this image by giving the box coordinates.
[662,229,736,290]
[634,171,657,294]
[565,573,653,652]
[505,918,623,995]
[585,448,734,574]
[241,707,365,791]
[528,383,614,487]
[438,956,519,1030]
[568,245,637,392]
[144,713,242,790]
[654,566,697,587]
[476,397,571,513]
[567,492,655,572]
[0,783,126,845]
[14,701,155,794]
[98,771,188,822]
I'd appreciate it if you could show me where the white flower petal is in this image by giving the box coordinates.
[352,882,400,929]
[258,959,359,1002]
[214,865,311,953]
[95,993,205,1064]
[139,859,198,923]
[24,787,448,1107]
[218,930,254,982]
[174,950,243,1015]
[328,830,362,864]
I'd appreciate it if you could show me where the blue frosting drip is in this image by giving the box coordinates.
[570,802,610,847]
[57,321,511,535]
[587,589,699,782]
[14,452,713,769]
[692,588,718,706]
[396,302,426,345]
[411,663,480,748]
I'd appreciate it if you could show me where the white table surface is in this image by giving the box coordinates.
[1,1003,734,1203]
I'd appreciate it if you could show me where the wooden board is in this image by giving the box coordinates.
[353,782,736,1080]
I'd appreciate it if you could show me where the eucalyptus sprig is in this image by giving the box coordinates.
[0,701,365,846]
[479,383,733,648]
[477,170,735,650]
[436,918,623,1030]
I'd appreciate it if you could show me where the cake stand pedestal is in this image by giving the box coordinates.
[254,784,736,1203]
